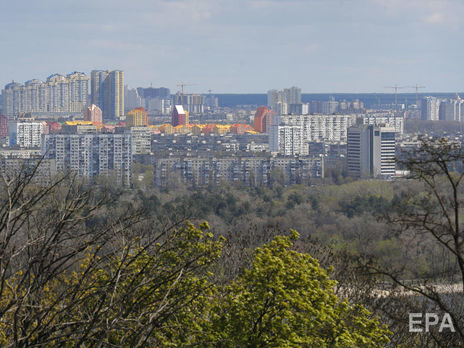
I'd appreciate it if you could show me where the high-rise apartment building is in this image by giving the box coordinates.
[8,121,45,148]
[173,93,205,114]
[1,72,89,118]
[42,133,132,185]
[135,87,171,115]
[347,124,396,178]
[269,124,306,156]
[267,87,302,115]
[283,87,302,105]
[320,98,339,114]
[84,104,103,123]
[270,114,358,156]
[124,87,143,113]
[421,97,440,121]
[91,70,124,121]
[439,95,464,121]
[0,115,7,137]
[146,97,172,115]
[126,107,148,127]
[267,89,282,108]
[124,127,151,155]
[254,107,273,133]
[137,87,170,99]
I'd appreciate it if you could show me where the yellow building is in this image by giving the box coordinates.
[126,107,148,127]
[175,125,190,134]
[159,124,175,135]
[191,125,202,136]
[213,125,230,135]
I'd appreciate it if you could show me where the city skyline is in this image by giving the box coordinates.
[1,0,463,94]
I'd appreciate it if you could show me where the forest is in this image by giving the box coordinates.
[1,137,463,346]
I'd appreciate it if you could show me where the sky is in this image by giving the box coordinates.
[0,0,463,93]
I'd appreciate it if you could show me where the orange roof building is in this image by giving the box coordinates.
[126,107,148,127]
[230,123,253,135]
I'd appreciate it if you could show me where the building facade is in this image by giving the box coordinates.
[0,114,7,137]
[267,87,301,115]
[126,107,148,127]
[269,125,306,156]
[253,106,273,133]
[421,97,440,121]
[8,121,45,147]
[363,114,404,135]
[269,114,358,156]
[1,72,89,118]
[125,127,151,155]
[439,95,464,121]
[84,104,103,123]
[0,152,55,185]
[154,155,323,187]
[91,70,124,121]
[124,87,143,113]
[173,93,205,114]
[42,133,132,185]
[171,105,188,126]
[347,124,396,178]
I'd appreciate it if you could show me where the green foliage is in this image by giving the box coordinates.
[339,195,391,218]
[0,221,224,347]
[0,222,391,347]
[207,231,391,347]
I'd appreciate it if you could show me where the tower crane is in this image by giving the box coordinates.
[408,84,425,107]
[384,85,407,109]
[176,82,197,107]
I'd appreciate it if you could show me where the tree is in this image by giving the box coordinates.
[207,231,390,347]
[377,137,464,345]
[0,163,223,347]
[0,163,391,347]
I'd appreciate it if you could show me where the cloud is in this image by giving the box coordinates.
[371,0,463,28]
[425,12,445,24]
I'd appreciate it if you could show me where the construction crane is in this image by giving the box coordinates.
[175,82,197,110]
[408,84,426,107]
[384,85,407,108]
[176,82,197,96]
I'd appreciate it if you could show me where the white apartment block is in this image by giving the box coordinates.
[127,127,151,155]
[8,122,44,148]
[267,87,302,115]
[269,124,307,156]
[363,115,404,135]
[42,133,132,185]
[421,97,440,121]
[439,96,464,121]
[270,114,358,156]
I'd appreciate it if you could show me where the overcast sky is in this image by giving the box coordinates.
[0,0,463,93]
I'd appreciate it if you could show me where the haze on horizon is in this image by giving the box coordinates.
[1,0,463,94]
